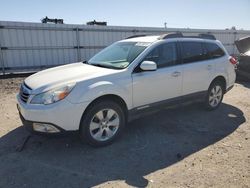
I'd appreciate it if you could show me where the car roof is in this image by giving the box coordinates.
[121,35,160,43]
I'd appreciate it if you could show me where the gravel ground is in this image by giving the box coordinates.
[0,77,250,188]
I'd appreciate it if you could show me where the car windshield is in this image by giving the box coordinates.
[88,42,149,69]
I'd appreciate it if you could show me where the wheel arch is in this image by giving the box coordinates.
[79,94,128,129]
[209,75,227,93]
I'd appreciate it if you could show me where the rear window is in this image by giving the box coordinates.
[205,43,225,59]
[181,42,205,64]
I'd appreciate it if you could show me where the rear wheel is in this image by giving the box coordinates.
[205,82,224,110]
[79,100,125,147]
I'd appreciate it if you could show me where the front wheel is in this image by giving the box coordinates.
[205,82,224,110]
[79,100,125,147]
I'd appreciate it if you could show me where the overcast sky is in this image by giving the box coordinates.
[0,0,249,30]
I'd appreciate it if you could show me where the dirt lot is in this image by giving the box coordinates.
[0,77,250,188]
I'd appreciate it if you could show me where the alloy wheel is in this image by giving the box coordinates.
[89,108,120,141]
[209,85,223,107]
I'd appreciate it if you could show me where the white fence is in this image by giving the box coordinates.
[0,21,250,74]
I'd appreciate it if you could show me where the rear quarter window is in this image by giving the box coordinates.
[205,42,225,59]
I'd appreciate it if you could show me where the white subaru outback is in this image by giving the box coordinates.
[17,33,237,146]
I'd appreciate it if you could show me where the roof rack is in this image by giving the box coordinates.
[158,32,216,40]
[126,34,147,39]
[158,32,183,40]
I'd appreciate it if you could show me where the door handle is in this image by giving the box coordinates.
[171,71,181,77]
[207,65,212,70]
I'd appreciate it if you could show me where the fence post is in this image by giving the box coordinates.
[76,27,81,61]
[233,31,237,55]
[0,30,5,74]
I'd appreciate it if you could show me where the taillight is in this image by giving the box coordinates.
[229,56,237,65]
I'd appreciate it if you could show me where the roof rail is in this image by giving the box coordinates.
[158,32,183,40]
[158,32,216,40]
[126,34,147,39]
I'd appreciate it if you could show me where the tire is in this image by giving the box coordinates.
[79,100,125,147]
[205,81,224,111]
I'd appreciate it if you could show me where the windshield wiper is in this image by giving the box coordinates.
[90,63,119,69]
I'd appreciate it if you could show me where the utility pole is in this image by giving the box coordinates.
[164,22,167,29]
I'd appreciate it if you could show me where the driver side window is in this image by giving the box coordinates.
[144,42,178,68]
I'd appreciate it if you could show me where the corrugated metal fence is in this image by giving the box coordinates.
[0,21,250,74]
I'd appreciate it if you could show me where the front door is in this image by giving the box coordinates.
[132,42,182,108]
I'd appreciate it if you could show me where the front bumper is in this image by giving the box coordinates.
[17,94,89,132]
[18,111,66,134]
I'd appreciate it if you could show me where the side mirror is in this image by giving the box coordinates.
[140,61,157,71]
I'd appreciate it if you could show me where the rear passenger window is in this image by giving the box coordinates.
[181,42,205,64]
[205,43,225,59]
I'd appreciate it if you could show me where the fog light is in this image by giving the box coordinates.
[33,123,60,133]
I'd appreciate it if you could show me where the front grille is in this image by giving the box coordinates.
[19,83,31,103]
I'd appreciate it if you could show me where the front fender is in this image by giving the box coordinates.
[67,80,133,109]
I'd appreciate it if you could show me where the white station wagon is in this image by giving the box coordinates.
[17,33,237,146]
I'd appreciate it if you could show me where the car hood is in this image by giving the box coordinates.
[235,36,250,55]
[24,62,119,94]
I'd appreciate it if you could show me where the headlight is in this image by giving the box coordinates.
[30,83,76,105]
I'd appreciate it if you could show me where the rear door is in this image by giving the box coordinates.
[179,41,215,96]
